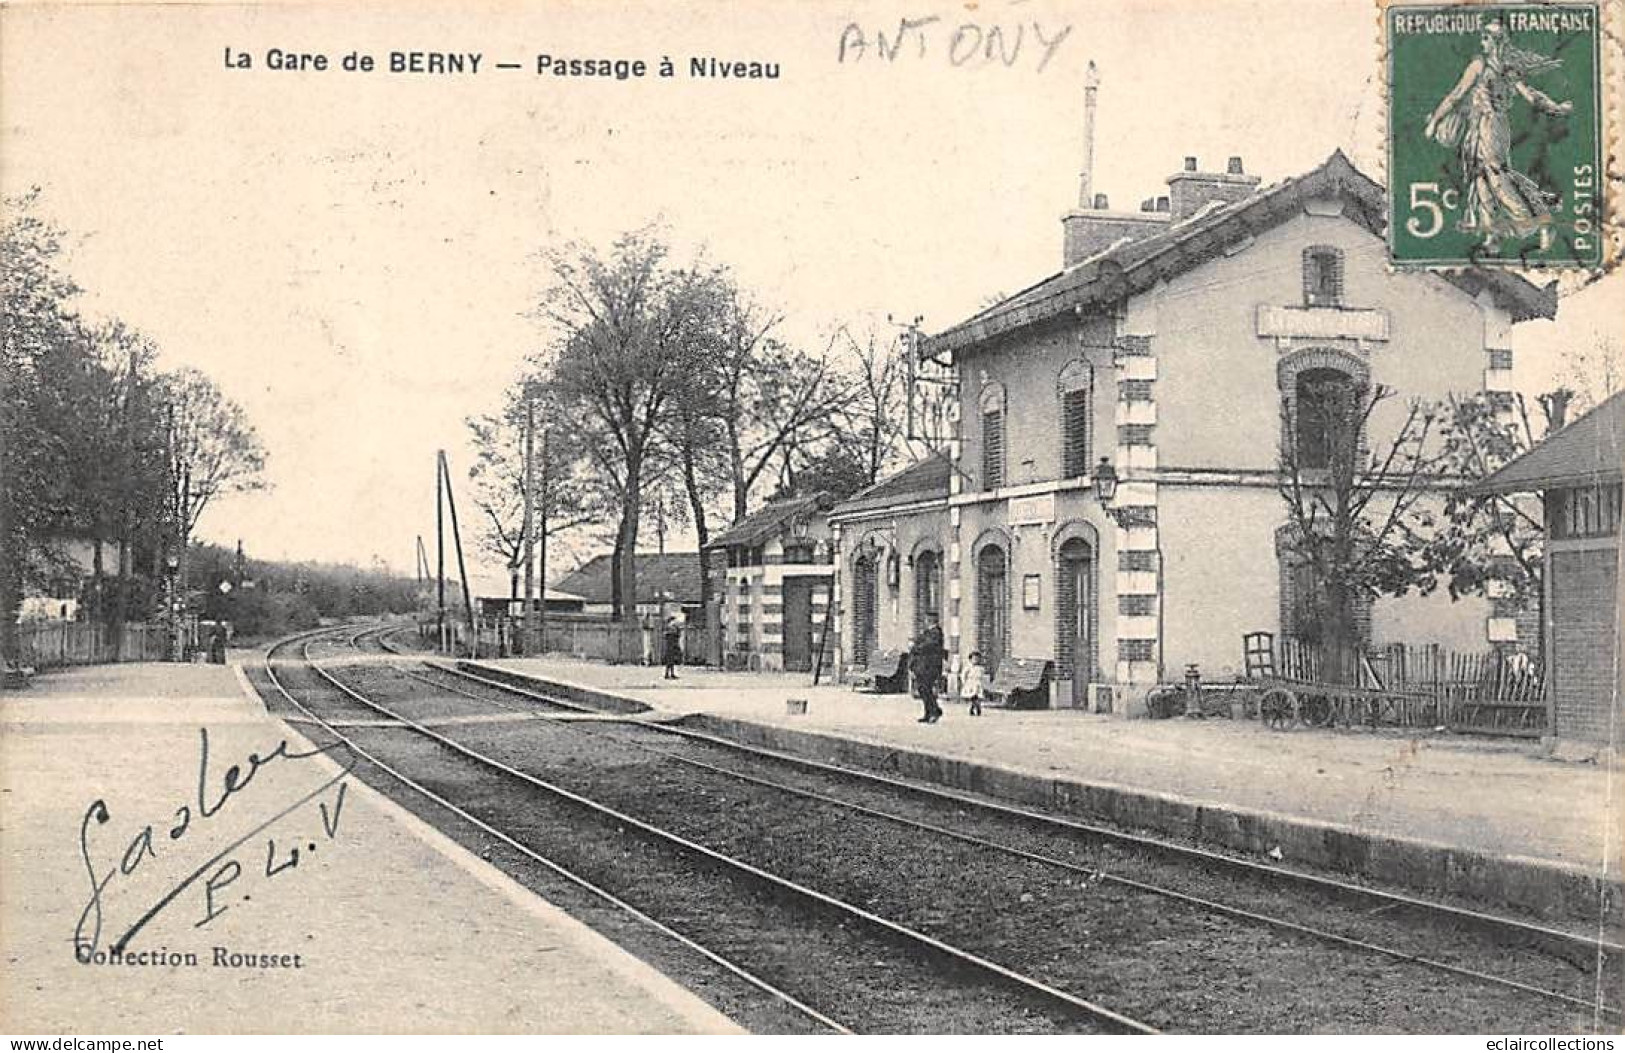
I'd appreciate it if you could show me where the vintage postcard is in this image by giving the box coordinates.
[3,0,1622,1041]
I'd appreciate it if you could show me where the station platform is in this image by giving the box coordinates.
[478,656,1623,918]
[0,661,741,1034]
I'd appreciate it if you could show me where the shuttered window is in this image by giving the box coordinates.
[1303,246,1344,307]
[852,556,878,666]
[977,546,1009,675]
[983,410,1005,490]
[1062,388,1091,477]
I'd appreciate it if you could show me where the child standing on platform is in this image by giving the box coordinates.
[960,651,987,716]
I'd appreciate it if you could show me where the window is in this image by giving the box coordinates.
[1058,360,1092,478]
[1293,367,1358,471]
[1549,483,1623,539]
[1303,246,1344,308]
[851,553,879,667]
[913,549,942,637]
[980,383,1006,490]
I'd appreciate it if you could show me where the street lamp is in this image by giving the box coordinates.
[1092,457,1120,512]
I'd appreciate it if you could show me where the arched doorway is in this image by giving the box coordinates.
[851,552,879,667]
[976,545,1009,675]
[1056,537,1096,706]
[913,549,942,638]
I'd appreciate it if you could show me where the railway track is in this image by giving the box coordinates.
[260,625,1153,1034]
[259,624,1620,1033]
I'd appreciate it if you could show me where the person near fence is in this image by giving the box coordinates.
[910,618,946,723]
[662,614,684,680]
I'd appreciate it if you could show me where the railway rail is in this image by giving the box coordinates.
[257,623,1619,1033]
[260,625,1153,1034]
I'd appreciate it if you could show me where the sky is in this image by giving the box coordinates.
[4,0,1619,590]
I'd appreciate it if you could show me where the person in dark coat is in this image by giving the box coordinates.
[910,619,946,723]
[661,615,684,680]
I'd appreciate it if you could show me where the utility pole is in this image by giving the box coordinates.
[439,450,478,658]
[436,453,446,653]
[520,395,537,655]
[536,427,550,651]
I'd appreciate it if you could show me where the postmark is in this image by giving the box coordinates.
[1386,3,1603,269]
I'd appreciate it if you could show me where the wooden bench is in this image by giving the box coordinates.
[851,649,910,693]
[987,657,1053,710]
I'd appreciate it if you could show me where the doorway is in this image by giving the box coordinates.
[1056,537,1095,707]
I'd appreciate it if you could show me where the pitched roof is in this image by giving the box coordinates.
[924,151,1557,359]
[1472,390,1625,494]
[706,493,832,550]
[552,552,703,604]
[831,451,953,517]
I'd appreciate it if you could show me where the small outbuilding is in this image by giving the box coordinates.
[705,493,835,672]
[1474,390,1623,747]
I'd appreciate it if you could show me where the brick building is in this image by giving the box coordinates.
[829,86,1555,711]
[705,493,835,672]
[1475,391,1623,745]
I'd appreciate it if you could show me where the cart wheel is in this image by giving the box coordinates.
[1259,687,1298,731]
[1300,691,1334,727]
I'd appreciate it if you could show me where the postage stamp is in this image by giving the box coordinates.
[1386,3,1603,269]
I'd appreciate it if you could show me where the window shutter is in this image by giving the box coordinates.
[1062,388,1091,477]
[983,410,1005,489]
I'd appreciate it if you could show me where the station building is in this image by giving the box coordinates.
[705,493,836,672]
[829,93,1555,711]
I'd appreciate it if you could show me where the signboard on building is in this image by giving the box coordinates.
[1009,494,1055,526]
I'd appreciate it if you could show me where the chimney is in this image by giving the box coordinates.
[1165,154,1261,222]
[1060,62,1169,266]
[1540,389,1574,434]
[1077,62,1100,209]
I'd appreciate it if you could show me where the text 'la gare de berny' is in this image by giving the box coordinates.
[222,49,780,80]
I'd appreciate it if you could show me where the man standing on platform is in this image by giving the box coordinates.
[911,617,946,724]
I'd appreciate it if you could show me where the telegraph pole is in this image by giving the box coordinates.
[439,450,478,658]
[436,453,446,653]
[520,395,537,654]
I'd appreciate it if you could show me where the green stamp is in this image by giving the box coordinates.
[1387,4,1603,268]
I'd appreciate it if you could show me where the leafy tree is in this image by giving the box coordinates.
[1408,392,1564,659]
[2,191,85,661]
[536,229,723,620]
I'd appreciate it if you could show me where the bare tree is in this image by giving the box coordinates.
[1277,377,1444,675]
[466,386,602,605]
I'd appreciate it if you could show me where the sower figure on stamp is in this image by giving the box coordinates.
[910,618,946,724]
[1424,19,1573,252]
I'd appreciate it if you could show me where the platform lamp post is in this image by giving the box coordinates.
[164,552,181,662]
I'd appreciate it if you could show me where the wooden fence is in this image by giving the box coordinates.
[1267,635,1545,735]
[15,621,171,669]
[440,615,714,666]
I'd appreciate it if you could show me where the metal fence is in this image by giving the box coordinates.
[15,621,170,669]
